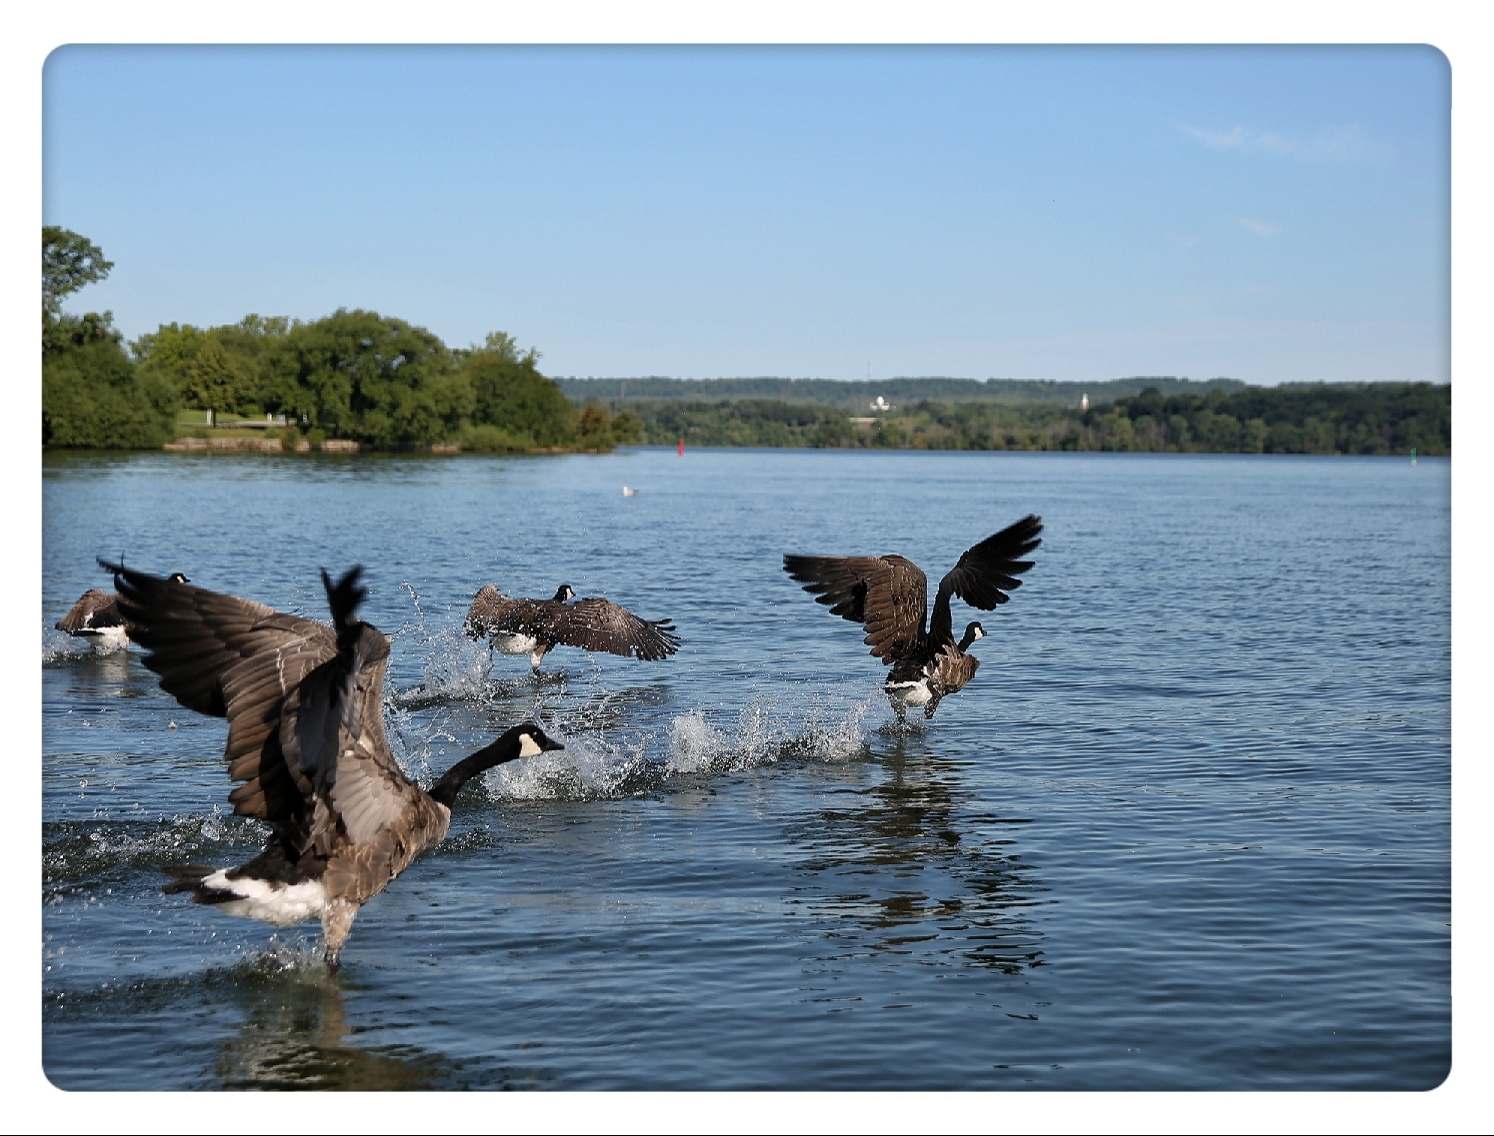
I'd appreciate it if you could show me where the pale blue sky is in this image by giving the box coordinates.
[43,45,1448,385]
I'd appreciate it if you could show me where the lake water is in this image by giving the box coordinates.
[41,448,1449,1090]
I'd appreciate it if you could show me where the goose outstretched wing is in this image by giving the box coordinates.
[548,597,681,661]
[782,553,928,664]
[55,589,124,633]
[929,515,1043,644]
[106,562,426,844]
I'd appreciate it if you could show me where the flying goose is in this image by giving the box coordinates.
[54,573,189,652]
[783,514,1042,721]
[464,583,680,673]
[101,559,564,971]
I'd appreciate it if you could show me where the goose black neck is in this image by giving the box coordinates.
[958,626,978,651]
[427,733,523,808]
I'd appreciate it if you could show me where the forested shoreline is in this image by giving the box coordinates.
[608,382,1449,455]
[42,228,1448,456]
[555,374,1246,408]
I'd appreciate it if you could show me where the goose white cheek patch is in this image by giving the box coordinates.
[518,733,543,758]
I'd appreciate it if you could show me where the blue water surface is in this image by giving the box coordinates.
[41,448,1450,1089]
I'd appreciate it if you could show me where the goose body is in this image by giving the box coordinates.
[783,515,1041,721]
[465,582,680,672]
[104,560,563,970]
[54,573,188,652]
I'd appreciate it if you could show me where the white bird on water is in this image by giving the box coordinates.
[623,485,638,497]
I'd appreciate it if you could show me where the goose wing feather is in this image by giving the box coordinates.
[548,597,681,661]
[55,589,124,633]
[470,593,561,637]
[782,553,928,663]
[939,514,1044,611]
[106,562,426,845]
[464,584,525,639]
[277,624,433,851]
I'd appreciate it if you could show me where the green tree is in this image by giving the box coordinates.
[458,334,574,447]
[41,226,178,447]
[260,309,461,446]
[134,322,269,416]
[43,337,177,448]
[43,227,113,320]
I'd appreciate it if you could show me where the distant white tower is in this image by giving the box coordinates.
[1080,393,1089,411]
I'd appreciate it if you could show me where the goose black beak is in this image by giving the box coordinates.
[542,736,566,752]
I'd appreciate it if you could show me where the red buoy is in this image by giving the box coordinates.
[678,437,685,456]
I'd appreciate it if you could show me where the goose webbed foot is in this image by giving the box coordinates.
[320,899,358,974]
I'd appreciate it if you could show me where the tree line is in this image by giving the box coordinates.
[606,382,1449,455]
[41,228,638,452]
[555,374,1244,408]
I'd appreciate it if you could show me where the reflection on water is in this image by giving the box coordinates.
[47,954,555,1091]
[787,737,1045,974]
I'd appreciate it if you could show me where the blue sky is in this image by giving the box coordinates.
[43,45,1448,385]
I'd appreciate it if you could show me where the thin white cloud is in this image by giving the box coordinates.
[1237,218,1280,237]
[1179,122,1392,162]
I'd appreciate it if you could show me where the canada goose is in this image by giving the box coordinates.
[54,572,189,652]
[464,583,680,673]
[100,559,564,971]
[783,514,1042,721]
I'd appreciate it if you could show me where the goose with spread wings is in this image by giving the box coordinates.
[464,583,680,673]
[54,572,188,652]
[783,515,1043,721]
[103,559,564,971]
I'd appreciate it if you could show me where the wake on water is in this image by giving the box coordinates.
[377,617,882,802]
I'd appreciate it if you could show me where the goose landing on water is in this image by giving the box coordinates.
[102,559,564,971]
[783,514,1042,722]
[54,573,189,652]
[464,583,680,673]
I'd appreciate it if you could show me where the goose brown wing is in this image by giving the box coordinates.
[940,514,1043,610]
[464,585,521,639]
[548,597,681,661]
[276,623,434,856]
[105,561,340,823]
[472,595,562,638]
[55,589,123,633]
[929,514,1043,643]
[782,554,928,663]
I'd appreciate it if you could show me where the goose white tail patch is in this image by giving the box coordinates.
[202,870,330,927]
[86,626,131,653]
[884,679,933,707]
[490,632,539,656]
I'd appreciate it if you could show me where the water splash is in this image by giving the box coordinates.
[479,690,877,801]
[42,629,104,665]
[483,731,652,800]
[43,812,268,890]
[666,693,877,773]
[390,619,497,707]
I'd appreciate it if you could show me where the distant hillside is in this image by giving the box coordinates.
[612,381,1448,456]
[555,375,1246,408]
